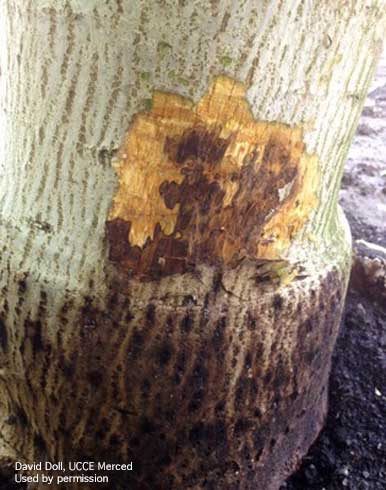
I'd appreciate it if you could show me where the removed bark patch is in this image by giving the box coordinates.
[107,76,319,279]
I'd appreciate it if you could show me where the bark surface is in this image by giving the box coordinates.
[0,1,385,489]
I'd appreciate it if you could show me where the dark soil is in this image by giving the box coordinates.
[283,283,386,490]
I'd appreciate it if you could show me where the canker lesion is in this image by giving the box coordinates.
[106,76,319,279]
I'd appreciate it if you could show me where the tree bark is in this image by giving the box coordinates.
[0,1,385,489]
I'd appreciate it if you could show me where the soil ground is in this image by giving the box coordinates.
[283,290,386,490]
[1,55,385,490]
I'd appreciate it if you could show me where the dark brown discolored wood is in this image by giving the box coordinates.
[107,129,301,279]
[107,77,318,280]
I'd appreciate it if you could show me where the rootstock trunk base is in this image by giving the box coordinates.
[0,257,347,490]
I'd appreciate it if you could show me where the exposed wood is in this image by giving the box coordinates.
[107,76,319,278]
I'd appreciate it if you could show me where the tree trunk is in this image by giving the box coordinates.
[0,1,384,489]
